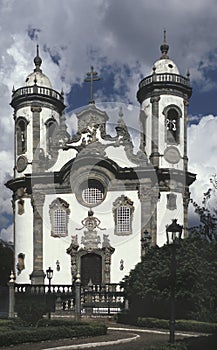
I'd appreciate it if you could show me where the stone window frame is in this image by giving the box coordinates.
[163,105,182,145]
[113,195,134,236]
[166,192,177,210]
[45,118,58,153]
[49,198,70,237]
[74,172,108,208]
[16,117,28,155]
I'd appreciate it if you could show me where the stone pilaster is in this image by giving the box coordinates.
[150,96,160,167]
[102,246,115,284]
[183,99,189,172]
[139,109,147,153]
[30,191,45,284]
[183,187,190,238]
[138,183,159,256]
[31,106,42,173]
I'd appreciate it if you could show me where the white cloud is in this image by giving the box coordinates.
[188,115,217,223]
[0,224,13,243]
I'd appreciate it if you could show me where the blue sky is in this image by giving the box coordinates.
[1,0,217,241]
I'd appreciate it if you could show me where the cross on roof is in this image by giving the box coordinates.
[84,66,100,104]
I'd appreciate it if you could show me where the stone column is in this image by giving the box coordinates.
[150,96,160,167]
[31,106,42,173]
[75,274,81,321]
[8,271,15,318]
[138,182,158,256]
[30,191,45,284]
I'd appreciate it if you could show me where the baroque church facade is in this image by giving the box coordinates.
[6,34,196,286]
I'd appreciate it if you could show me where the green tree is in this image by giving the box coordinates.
[122,236,217,322]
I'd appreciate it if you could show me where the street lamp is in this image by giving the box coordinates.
[46,267,53,319]
[141,230,152,256]
[166,219,183,345]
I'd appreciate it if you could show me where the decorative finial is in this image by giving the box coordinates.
[88,209,94,217]
[119,106,123,118]
[9,270,15,283]
[84,66,100,104]
[186,68,190,79]
[34,44,42,72]
[160,29,169,59]
[117,106,126,128]
[12,85,15,94]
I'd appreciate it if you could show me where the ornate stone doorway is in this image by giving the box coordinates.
[67,209,115,285]
[81,253,102,286]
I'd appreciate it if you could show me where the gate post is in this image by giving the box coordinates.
[8,271,15,318]
[75,274,81,321]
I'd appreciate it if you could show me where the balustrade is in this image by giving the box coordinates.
[139,73,190,89]
[14,283,125,315]
[12,85,63,101]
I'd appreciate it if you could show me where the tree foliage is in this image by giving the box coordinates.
[0,240,13,286]
[122,236,217,322]
[190,175,217,240]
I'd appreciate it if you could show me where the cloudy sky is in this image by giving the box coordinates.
[1,0,217,242]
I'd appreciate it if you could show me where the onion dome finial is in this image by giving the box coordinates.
[160,29,169,59]
[34,44,42,72]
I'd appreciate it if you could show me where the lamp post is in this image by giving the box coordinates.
[141,229,152,256]
[166,219,183,345]
[46,267,53,319]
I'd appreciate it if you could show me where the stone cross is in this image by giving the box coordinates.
[84,66,100,104]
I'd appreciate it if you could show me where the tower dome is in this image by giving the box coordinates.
[150,30,180,75]
[25,45,52,88]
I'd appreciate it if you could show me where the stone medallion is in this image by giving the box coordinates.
[164,146,181,164]
[17,155,28,172]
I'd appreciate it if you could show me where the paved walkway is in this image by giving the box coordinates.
[1,322,201,350]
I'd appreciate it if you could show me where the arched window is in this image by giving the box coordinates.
[46,119,57,152]
[49,198,70,237]
[113,195,134,235]
[16,118,28,155]
[164,106,181,144]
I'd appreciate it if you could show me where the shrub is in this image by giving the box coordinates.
[15,294,55,327]
[184,334,217,350]
[144,344,187,350]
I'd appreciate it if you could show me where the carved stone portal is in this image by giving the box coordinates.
[67,210,115,285]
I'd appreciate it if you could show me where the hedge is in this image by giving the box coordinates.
[0,324,107,347]
[137,317,217,333]
[38,318,88,327]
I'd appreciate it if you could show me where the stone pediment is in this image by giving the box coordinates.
[76,103,109,132]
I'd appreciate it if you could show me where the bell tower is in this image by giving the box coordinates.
[137,32,195,245]
[11,45,66,177]
[9,46,67,284]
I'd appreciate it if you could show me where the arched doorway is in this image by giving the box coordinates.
[81,253,102,286]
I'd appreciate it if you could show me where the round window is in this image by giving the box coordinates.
[77,179,105,207]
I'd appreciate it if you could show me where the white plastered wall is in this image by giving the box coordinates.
[15,198,33,283]
[43,190,141,285]
[156,192,183,247]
